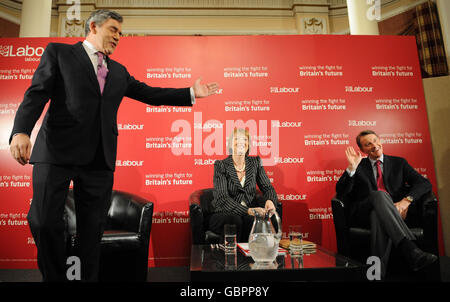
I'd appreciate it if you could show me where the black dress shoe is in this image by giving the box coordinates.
[409,248,438,272]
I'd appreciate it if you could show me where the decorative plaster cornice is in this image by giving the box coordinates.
[112,8,294,17]
[121,28,298,36]
[0,0,22,11]
[94,0,294,9]
[0,10,20,24]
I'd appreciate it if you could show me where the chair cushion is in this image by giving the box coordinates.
[101,230,141,252]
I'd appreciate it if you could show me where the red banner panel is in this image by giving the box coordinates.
[0,35,444,268]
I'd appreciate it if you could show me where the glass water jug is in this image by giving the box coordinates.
[248,211,282,264]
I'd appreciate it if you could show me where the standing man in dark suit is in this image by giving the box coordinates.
[336,130,437,277]
[9,9,218,281]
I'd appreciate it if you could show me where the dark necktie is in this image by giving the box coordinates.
[96,52,108,94]
[376,160,387,193]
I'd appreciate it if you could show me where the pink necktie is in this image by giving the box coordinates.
[376,160,388,193]
[96,52,108,94]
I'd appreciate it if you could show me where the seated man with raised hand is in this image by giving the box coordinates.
[336,130,437,277]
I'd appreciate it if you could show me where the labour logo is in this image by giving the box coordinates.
[0,45,11,57]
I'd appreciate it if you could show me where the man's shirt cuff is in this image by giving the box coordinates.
[346,168,356,177]
[190,87,195,104]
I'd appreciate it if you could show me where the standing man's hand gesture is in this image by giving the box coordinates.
[345,146,362,172]
[192,78,219,98]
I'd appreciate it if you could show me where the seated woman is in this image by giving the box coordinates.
[209,128,279,242]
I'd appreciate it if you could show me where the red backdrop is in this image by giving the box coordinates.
[0,35,444,268]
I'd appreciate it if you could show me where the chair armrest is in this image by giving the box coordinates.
[137,202,153,246]
[421,191,437,212]
[276,202,283,222]
[331,196,346,227]
[189,203,205,244]
[419,191,439,255]
[189,189,211,244]
[107,191,153,243]
[331,196,350,255]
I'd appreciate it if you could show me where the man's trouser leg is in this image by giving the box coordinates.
[28,163,113,281]
[28,164,72,281]
[71,167,113,282]
[369,191,416,277]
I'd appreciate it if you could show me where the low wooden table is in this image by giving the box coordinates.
[190,244,368,282]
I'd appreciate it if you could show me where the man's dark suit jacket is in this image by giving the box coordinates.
[336,154,432,227]
[212,155,278,216]
[10,42,191,170]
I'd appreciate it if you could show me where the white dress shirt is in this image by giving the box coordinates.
[82,40,107,74]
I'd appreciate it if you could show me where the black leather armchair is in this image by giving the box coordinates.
[331,190,440,276]
[189,188,282,244]
[65,190,153,281]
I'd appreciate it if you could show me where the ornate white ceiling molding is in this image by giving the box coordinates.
[1,0,432,37]
[299,16,328,34]
[379,0,429,21]
[113,8,294,16]
[94,0,294,9]
[293,0,329,5]
[293,5,330,13]
[55,0,331,9]
[122,28,298,36]
[0,10,20,24]
[0,0,22,11]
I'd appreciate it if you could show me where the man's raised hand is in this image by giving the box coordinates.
[345,146,362,172]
